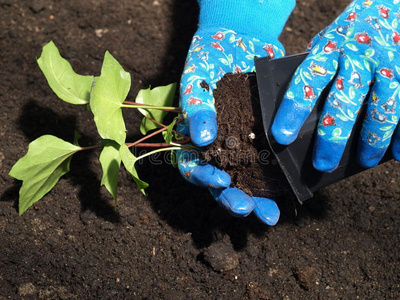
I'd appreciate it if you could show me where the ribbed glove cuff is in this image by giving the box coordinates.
[197,0,295,43]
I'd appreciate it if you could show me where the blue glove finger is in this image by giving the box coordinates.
[252,197,280,226]
[177,148,231,189]
[271,37,340,145]
[313,57,373,172]
[358,75,400,168]
[209,187,255,218]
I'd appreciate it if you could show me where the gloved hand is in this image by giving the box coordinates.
[272,0,400,172]
[177,0,295,225]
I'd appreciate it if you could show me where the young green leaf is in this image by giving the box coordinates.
[119,144,149,195]
[73,131,82,146]
[170,150,178,168]
[37,41,94,105]
[99,140,121,201]
[90,51,131,145]
[136,83,177,135]
[9,135,81,215]
[162,117,178,144]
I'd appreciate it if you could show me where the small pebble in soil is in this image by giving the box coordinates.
[79,210,97,225]
[203,236,239,272]
[293,266,317,290]
[18,283,37,296]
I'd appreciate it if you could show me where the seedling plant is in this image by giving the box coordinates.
[9,41,194,215]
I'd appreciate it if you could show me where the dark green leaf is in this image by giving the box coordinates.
[9,135,80,215]
[90,51,131,145]
[99,140,121,200]
[136,83,176,135]
[119,144,149,195]
[162,117,178,144]
[37,41,94,105]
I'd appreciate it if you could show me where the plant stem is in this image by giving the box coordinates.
[143,115,189,141]
[79,145,101,151]
[125,126,169,148]
[122,101,181,113]
[134,143,177,147]
[135,147,183,161]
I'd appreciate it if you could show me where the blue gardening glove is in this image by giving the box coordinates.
[272,0,400,172]
[177,0,295,225]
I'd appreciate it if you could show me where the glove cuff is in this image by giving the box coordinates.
[197,0,295,43]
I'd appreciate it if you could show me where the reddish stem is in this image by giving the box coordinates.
[143,115,188,140]
[125,126,168,148]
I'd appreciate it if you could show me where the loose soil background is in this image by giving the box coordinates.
[1,0,399,299]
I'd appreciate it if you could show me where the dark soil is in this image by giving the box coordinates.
[1,1,399,299]
[202,73,290,198]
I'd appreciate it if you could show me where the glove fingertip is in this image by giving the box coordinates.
[357,140,386,169]
[191,164,231,189]
[252,197,280,226]
[271,99,310,145]
[189,110,217,147]
[210,187,255,218]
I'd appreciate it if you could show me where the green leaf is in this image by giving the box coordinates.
[294,75,301,85]
[311,45,320,55]
[345,59,350,70]
[37,41,94,105]
[380,125,394,131]
[365,49,375,57]
[349,86,356,100]
[396,66,400,77]
[346,43,358,51]
[119,144,149,195]
[390,82,399,89]
[392,18,399,29]
[90,51,130,145]
[382,130,393,141]
[73,131,82,146]
[248,41,255,53]
[317,128,326,136]
[333,60,338,70]
[336,114,349,122]
[388,51,395,62]
[286,91,295,99]
[380,20,391,30]
[332,128,342,137]
[364,59,372,72]
[353,60,364,70]
[162,117,178,144]
[303,71,312,80]
[227,54,234,64]
[170,150,178,168]
[346,27,355,37]
[99,140,121,200]
[136,83,176,135]
[347,109,354,119]
[314,55,328,62]
[9,135,80,215]
[219,58,229,65]
[374,36,385,46]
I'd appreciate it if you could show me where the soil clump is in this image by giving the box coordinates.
[202,73,290,198]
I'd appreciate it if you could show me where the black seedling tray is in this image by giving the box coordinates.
[255,53,392,203]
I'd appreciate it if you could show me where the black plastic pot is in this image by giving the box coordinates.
[254,53,392,203]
